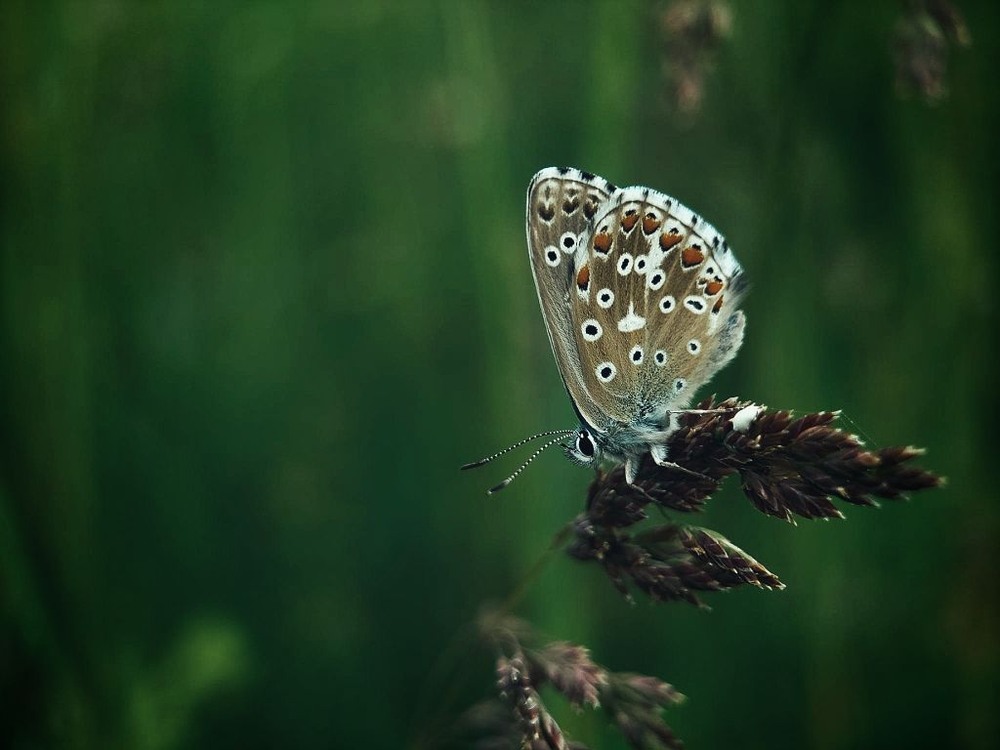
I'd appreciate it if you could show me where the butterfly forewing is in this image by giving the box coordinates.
[526,168,616,427]
[570,186,747,424]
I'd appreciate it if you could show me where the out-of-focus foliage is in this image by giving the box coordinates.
[1,2,996,748]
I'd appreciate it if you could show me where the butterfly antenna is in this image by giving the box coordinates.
[461,430,574,471]
[486,434,569,495]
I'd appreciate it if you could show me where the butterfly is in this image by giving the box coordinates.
[465,167,747,492]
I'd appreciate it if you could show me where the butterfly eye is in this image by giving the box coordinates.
[576,431,595,458]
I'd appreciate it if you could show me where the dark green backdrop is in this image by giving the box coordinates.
[2,2,997,748]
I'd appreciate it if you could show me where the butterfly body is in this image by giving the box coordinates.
[527,167,747,483]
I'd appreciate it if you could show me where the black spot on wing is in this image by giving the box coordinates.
[562,196,580,214]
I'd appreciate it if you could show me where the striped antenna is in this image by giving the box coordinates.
[461,430,574,471]
[485,434,570,495]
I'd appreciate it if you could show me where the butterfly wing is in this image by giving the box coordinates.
[526,168,616,429]
[568,185,747,426]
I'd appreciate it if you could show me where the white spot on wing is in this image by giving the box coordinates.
[663,219,685,237]
[617,301,646,332]
[581,319,603,342]
[596,288,614,309]
[683,295,707,314]
[559,232,578,254]
[544,246,560,267]
[617,253,633,275]
[596,362,617,383]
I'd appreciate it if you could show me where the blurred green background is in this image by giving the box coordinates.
[2,1,997,748]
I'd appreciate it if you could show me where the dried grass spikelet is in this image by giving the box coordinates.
[568,397,942,603]
[465,398,941,748]
[475,613,685,750]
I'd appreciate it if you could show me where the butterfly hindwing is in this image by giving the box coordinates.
[569,185,747,425]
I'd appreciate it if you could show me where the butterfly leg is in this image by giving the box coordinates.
[650,443,670,466]
[650,443,710,480]
[625,456,639,484]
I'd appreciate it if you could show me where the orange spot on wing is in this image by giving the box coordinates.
[681,246,705,268]
[621,210,639,233]
[659,232,683,251]
[705,280,724,295]
[642,214,662,235]
[712,295,724,313]
[593,232,612,254]
[576,265,590,290]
